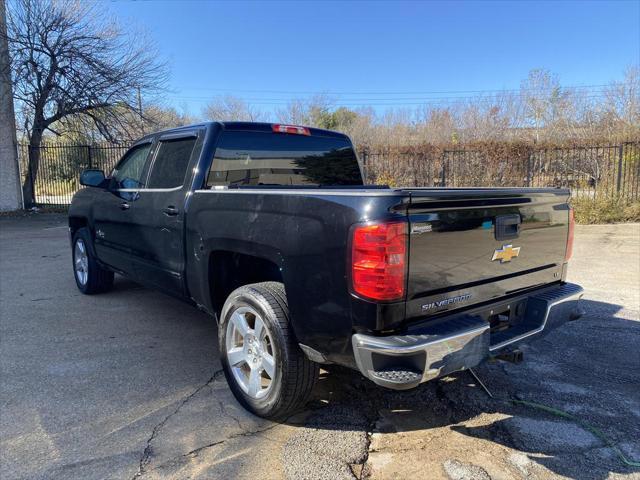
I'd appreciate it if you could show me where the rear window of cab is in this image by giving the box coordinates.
[206,131,363,188]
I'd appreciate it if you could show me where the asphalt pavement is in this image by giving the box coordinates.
[1,214,638,480]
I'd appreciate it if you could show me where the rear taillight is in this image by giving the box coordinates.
[351,221,408,302]
[565,208,575,262]
[272,124,310,135]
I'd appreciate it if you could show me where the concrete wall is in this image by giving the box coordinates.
[0,0,23,211]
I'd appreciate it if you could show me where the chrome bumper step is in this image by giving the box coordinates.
[489,282,584,351]
[352,282,584,390]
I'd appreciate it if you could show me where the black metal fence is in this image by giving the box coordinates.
[18,143,129,206]
[360,142,640,202]
[17,142,640,206]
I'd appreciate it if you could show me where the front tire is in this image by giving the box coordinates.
[219,282,318,419]
[72,228,114,294]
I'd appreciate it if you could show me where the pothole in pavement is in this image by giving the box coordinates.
[443,459,491,480]
[506,417,599,451]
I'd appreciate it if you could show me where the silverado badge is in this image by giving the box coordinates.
[422,293,472,312]
[492,244,521,263]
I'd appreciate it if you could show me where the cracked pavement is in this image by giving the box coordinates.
[1,214,639,480]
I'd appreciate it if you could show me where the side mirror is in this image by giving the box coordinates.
[80,169,107,188]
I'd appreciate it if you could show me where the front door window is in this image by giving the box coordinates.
[111,144,153,190]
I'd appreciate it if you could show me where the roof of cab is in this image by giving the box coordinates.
[218,122,349,139]
[135,121,349,144]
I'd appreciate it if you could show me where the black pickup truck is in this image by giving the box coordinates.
[69,122,583,418]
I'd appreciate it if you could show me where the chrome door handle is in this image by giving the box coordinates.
[120,202,130,210]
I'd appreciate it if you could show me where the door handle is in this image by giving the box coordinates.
[163,206,179,216]
[120,202,130,210]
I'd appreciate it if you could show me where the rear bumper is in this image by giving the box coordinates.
[351,282,584,390]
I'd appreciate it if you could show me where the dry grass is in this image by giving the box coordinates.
[572,197,640,224]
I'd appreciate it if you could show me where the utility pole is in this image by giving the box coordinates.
[137,86,143,116]
[137,85,145,134]
[0,0,23,211]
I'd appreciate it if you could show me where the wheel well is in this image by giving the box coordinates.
[68,216,88,238]
[209,251,284,315]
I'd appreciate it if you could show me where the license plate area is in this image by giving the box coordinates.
[473,298,529,341]
[487,299,528,334]
[484,296,551,350]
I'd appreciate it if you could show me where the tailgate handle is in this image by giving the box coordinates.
[495,214,521,240]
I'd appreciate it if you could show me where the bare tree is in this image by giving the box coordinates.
[520,69,573,142]
[6,0,167,206]
[276,94,335,126]
[602,66,640,140]
[54,103,196,144]
[339,107,375,147]
[200,68,639,149]
[203,95,265,122]
[312,66,637,149]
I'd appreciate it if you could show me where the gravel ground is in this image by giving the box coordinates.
[1,214,638,480]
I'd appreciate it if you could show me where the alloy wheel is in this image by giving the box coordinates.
[225,306,277,399]
[74,239,89,285]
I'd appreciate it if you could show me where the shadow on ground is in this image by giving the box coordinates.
[95,285,639,480]
[284,299,640,480]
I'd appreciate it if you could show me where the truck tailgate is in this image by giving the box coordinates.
[403,188,571,321]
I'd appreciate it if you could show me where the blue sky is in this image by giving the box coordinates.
[108,0,640,116]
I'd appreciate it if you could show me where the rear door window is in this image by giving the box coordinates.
[147,137,198,189]
[206,131,362,187]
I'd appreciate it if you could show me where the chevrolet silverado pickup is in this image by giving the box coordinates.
[68,122,583,419]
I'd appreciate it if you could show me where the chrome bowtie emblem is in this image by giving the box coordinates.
[492,244,521,263]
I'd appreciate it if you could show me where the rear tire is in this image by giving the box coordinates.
[72,228,114,294]
[219,282,319,419]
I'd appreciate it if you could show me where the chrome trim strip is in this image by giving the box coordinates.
[192,186,567,198]
[193,188,399,197]
[117,187,183,193]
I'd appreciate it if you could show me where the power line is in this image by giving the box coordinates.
[163,84,627,106]
[174,92,613,102]
[175,83,624,96]
[169,93,615,107]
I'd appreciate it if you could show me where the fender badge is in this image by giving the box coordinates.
[492,244,521,263]
[411,223,432,235]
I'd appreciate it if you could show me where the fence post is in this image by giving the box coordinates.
[361,150,367,183]
[87,145,93,169]
[27,144,36,207]
[616,143,624,195]
[441,151,447,186]
[526,151,533,187]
